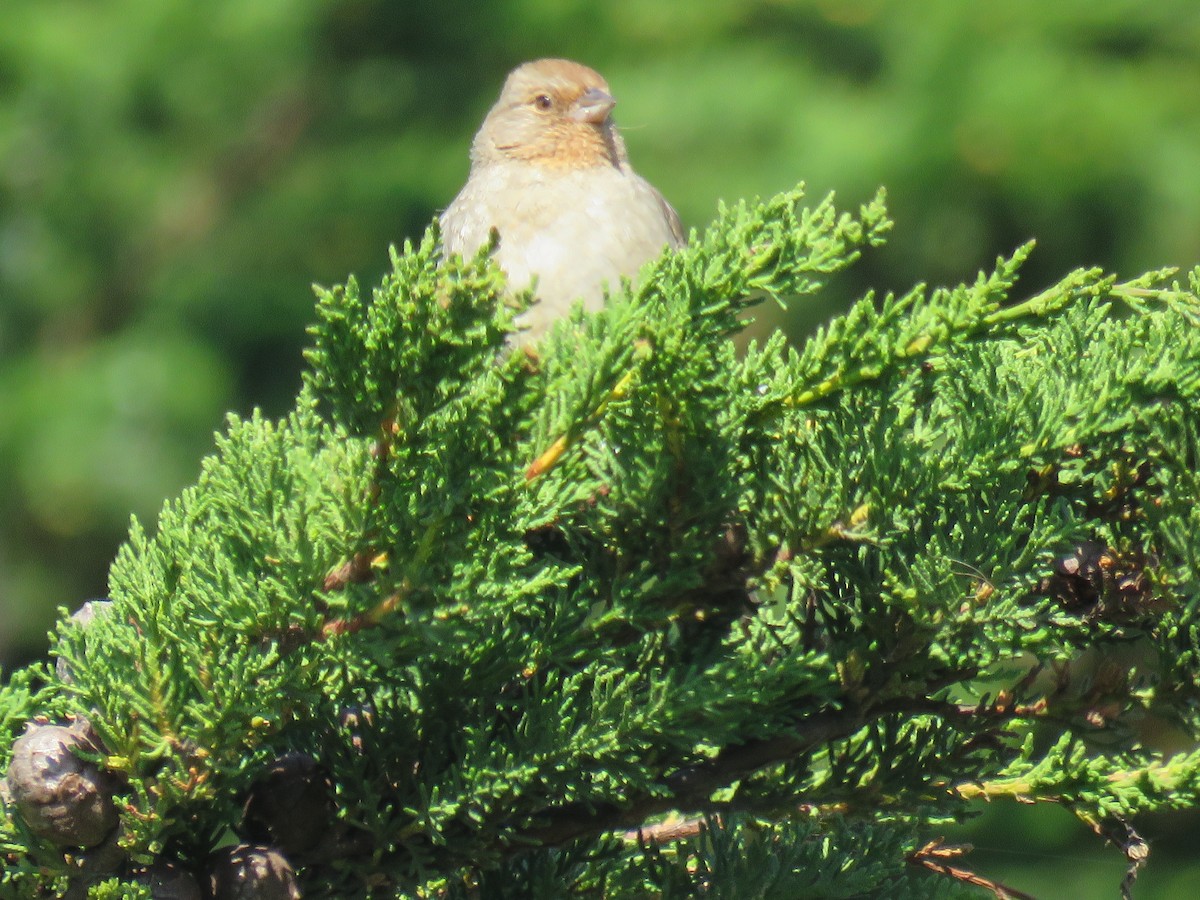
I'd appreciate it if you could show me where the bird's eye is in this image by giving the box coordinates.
[533,94,553,110]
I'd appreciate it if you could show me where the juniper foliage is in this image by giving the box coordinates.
[2,185,1199,897]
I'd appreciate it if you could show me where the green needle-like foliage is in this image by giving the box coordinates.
[2,185,1199,898]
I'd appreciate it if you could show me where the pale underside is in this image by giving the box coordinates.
[441,160,684,340]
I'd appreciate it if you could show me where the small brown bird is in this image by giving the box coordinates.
[441,59,685,341]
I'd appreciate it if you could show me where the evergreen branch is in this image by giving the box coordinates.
[319,586,408,639]
[954,743,1200,813]
[513,689,1009,853]
[513,705,869,850]
[907,840,1038,900]
[1074,813,1147,900]
[526,364,643,481]
[5,184,1200,897]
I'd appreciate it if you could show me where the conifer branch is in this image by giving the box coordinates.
[908,840,1038,900]
[4,186,1200,896]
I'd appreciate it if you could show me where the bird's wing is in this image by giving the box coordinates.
[659,190,686,249]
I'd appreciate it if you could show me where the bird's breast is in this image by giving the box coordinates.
[442,163,678,321]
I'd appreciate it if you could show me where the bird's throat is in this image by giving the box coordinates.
[504,123,621,170]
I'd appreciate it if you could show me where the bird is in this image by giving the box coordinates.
[441,58,685,342]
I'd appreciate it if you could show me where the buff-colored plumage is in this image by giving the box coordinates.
[441,59,685,341]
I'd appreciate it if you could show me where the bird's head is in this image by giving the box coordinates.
[472,59,628,169]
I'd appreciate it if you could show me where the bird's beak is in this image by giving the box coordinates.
[570,88,615,124]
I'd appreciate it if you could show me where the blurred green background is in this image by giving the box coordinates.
[1,1,1198,894]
